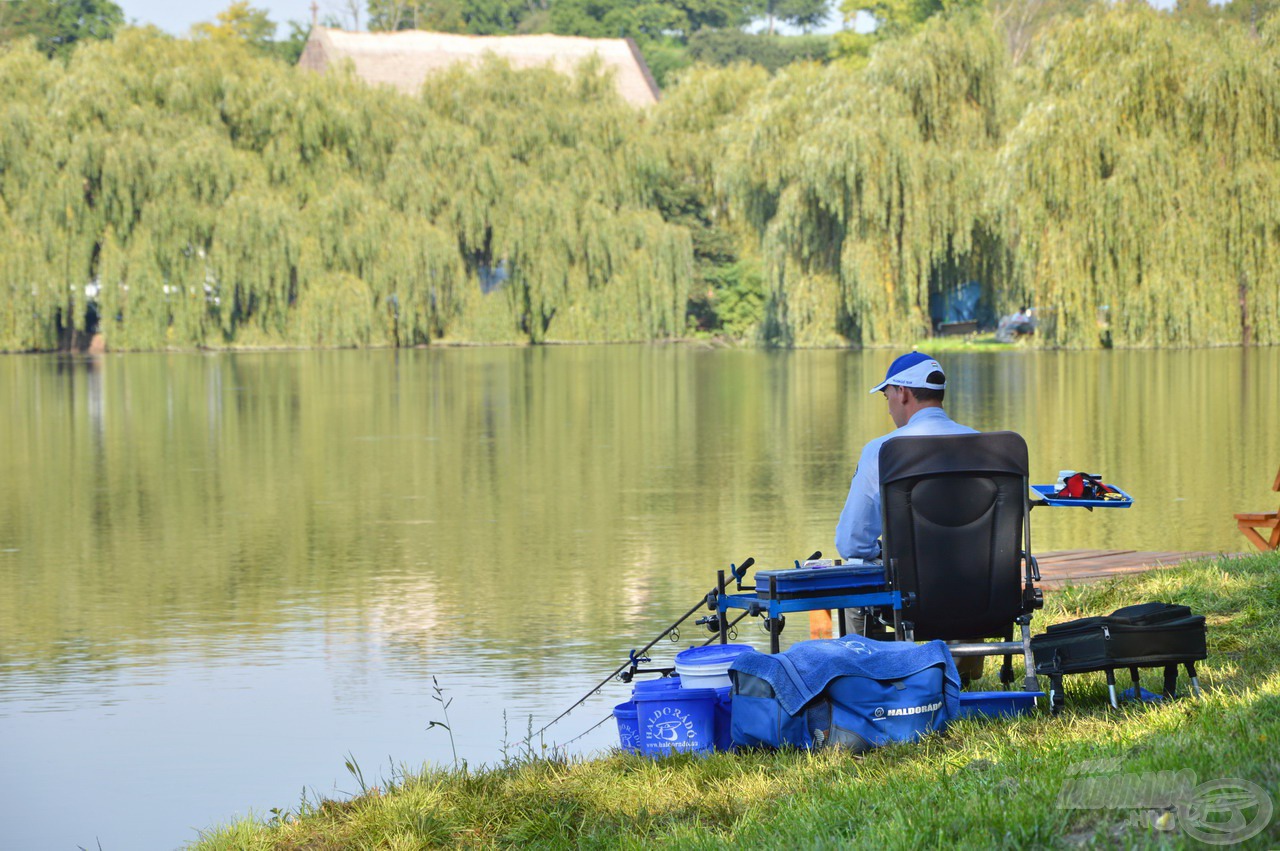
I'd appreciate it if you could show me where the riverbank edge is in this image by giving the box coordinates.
[193,550,1280,849]
[15,335,1278,357]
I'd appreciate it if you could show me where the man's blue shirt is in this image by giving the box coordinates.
[834,407,976,560]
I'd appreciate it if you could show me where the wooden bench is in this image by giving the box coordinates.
[1235,465,1280,551]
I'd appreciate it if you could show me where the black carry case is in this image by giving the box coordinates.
[1031,602,1207,712]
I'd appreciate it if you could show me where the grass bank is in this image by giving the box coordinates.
[195,552,1280,849]
[908,335,1030,353]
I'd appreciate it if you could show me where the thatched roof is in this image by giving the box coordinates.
[298,28,660,107]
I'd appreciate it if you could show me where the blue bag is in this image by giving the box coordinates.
[729,634,960,752]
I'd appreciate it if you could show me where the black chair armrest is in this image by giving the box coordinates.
[1024,552,1041,582]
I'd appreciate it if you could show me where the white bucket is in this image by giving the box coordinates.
[674,644,752,691]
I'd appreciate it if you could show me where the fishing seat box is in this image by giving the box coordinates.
[752,563,886,600]
[1030,602,1206,712]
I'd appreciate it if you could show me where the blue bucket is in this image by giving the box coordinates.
[620,677,681,753]
[614,701,641,752]
[634,686,719,756]
[632,675,681,696]
[714,686,733,752]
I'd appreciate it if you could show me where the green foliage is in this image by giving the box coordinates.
[461,0,541,33]
[635,38,693,88]
[0,31,689,350]
[269,20,312,64]
[683,0,761,31]
[990,0,1094,65]
[368,0,468,32]
[650,63,771,337]
[996,4,1280,346]
[191,1,276,53]
[747,0,832,32]
[5,6,1280,350]
[692,257,767,337]
[721,14,1009,345]
[722,5,1280,348]
[863,0,984,35]
[1213,0,1280,31]
[412,0,547,36]
[834,0,1016,62]
[687,29,834,70]
[0,0,123,59]
[547,0,751,39]
[836,0,982,56]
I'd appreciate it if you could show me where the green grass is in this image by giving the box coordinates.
[193,552,1280,849]
[908,334,1030,353]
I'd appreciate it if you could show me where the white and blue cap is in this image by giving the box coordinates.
[869,352,946,394]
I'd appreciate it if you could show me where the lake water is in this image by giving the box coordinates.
[1,345,1277,849]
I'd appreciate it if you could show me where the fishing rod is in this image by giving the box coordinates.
[559,713,614,749]
[523,556,754,743]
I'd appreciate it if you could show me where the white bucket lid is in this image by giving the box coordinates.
[674,643,751,674]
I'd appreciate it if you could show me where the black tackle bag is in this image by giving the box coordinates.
[1030,602,1207,711]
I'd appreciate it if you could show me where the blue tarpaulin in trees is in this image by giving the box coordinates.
[930,280,982,327]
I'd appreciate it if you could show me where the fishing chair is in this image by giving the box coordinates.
[874,431,1044,692]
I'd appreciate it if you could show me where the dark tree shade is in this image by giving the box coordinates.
[688,28,833,69]
[368,0,532,34]
[746,0,831,32]
[546,0,751,38]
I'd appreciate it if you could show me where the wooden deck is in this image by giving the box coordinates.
[1035,549,1232,590]
[807,548,1235,637]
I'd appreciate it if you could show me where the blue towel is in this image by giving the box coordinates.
[730,634,960,716]
[1121,686,1164,703]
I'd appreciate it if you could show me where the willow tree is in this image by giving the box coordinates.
[414,58,691,344]
[7,13,1280,352]
[719,13,1010,346]
[646,62,771,338]
[0,30,692,351]
[997,5,1280,347]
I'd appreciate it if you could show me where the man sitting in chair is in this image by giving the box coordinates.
[834,352,984,682]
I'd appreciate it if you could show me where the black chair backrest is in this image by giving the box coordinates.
[879,431,1030,641]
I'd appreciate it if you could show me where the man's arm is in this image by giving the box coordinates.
[834,441,882,560]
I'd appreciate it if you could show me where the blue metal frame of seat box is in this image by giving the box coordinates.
[715,562,901,654]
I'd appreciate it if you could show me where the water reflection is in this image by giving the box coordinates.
[0,346,1277,849]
